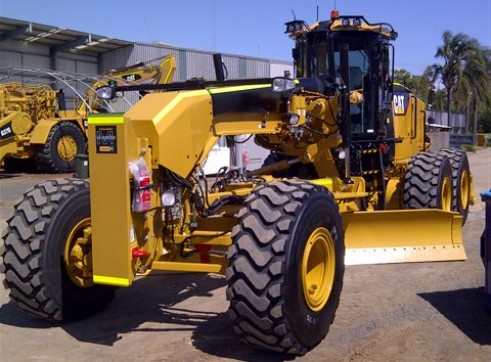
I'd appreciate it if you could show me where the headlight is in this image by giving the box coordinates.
[286,112,300,125]
[273,78,296,92]
[161,191,176,207]
[96,86,115,100]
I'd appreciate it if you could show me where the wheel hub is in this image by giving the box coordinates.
[301,227,335,312]
[460,170,470,210]
[57,135,77,161]
[441,176,452,212]
[63,218,94,288]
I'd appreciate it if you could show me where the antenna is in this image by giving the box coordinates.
[316,5,319,21]
[291,9,296,20]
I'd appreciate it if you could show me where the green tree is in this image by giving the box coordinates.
[453,42,491,137]
[478,109,491,133]
[433,31,478,125]
[432,31,491,141]
[393,67,433,103]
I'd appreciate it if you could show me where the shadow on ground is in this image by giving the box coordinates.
[0,158,38,175]
[419,287,491,345]
[0,272,291,362]
[0,171,20,180]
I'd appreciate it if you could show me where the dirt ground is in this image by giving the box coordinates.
[0,149,490,362]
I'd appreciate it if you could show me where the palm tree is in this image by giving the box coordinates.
[432,31,481,127]
[454,44,491,138]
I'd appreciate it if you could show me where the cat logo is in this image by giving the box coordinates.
[122,73,141,82]
[393,93,408,115]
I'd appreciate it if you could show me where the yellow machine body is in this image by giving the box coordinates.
[2,12,476,356]
[87,77,468,285]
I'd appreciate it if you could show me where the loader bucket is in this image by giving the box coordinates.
[342,209,465,265]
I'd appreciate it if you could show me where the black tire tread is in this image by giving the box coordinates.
[36,122,85,173]
[403,151,452,209]
[226,180,342,355]
[1,178,100,320]
[438,148,470,222]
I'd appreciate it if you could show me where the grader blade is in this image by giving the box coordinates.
[343,210,465,265]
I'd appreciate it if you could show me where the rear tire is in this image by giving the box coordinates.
[226,180,344,355]
[0,178,115,321]
[403,151,453,211]
[438,148,471,223]
[36,122,85,173]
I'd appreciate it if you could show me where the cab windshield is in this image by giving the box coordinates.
[296,31,391,135]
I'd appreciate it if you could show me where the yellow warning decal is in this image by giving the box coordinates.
[88,115,125,125]
[93,275,131,287]
[208,84,270,94]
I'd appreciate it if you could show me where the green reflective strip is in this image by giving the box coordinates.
[88,115,125,125]
[208,84,270,94]
[93,275,131,286]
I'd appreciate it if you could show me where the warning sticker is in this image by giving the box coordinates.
[95,126,117,153]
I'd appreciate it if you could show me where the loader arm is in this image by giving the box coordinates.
[81,55,176,114]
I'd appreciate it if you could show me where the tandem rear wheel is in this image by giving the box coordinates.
[438,148,471,223]
[403,151,453,211]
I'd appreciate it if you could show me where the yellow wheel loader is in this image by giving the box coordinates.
[1,13,474,355]
[0,55,176,173]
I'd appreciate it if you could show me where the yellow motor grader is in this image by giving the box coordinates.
[1,13,474,355]
[0,55,175,173]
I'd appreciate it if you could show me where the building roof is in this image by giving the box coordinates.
[0,17,133,55]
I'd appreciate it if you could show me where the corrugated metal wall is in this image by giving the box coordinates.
[0,38,99,109]
[0,25,293,112]
[100,43,273,81]
[426,110,467,131]
[270,60,294,78]
[1,32,291,86]
[0,39,98,83]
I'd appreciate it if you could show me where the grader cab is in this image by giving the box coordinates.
[1,12,473,355]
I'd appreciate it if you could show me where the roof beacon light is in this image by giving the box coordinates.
[331,10,340,19]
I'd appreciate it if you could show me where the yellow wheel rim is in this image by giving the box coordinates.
[441,176,452,212]
[460,170,470,211]
[63,218,93,288]
[57,135,77,161]
[301,227,335,312]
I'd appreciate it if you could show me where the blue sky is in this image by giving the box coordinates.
[0,0,490,75]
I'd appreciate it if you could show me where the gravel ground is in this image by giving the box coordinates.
[0,148,490,362]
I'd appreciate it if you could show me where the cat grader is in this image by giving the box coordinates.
[1,12,473,355]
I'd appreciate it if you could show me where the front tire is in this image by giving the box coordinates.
[0,178,115,321]
[226,180,345,355]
